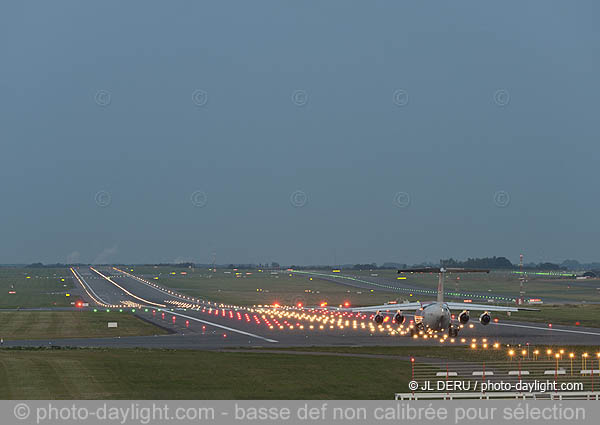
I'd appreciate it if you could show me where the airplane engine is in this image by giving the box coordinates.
[393,311,405,324]
[479,312,491,325]
[458,310,470,324]
[374,312,384,324]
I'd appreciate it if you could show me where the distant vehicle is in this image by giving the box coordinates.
[528,298,543,305]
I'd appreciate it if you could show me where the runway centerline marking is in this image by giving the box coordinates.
[493,321,600,336]
[165,310,278,343]
[112,267,194,303]
[71,268,112,307]
[90,267,166,308]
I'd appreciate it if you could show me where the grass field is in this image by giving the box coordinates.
[256,345,600,363]
[351,269,600,303]
[502,304,600,328]
[0,348,411,399]
[0,267,74,308]
[120,267,600,327]
[123,266,398,307]
[123,266,600,309]
[3,345,599,399]
[0,312,167,340]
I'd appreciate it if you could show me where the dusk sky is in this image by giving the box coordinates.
[1,1,599,265]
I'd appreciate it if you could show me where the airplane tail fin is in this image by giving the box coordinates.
[437,271,445,303]
[398,265,490,305]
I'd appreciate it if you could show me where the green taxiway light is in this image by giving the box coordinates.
[106,309,110,312]
[119,309,123,312]
[132,309,136,313]
[93,309,97,312]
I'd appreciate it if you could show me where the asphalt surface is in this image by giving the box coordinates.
[3,266,599,349]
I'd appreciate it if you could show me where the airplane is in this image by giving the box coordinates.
[344,267,538,337]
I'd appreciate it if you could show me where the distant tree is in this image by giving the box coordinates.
[441,256,513,269]
[561,260,581,270]
[381,262,407,269]
[536,262,565,271]
[353,263,377,270]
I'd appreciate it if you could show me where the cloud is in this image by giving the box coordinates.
[92,245,118,265]
[66,251,81,264]
[172,257,194,264]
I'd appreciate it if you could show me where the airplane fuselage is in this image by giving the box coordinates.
[414,302,452,332]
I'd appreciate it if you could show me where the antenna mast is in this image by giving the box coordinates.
[518,253,525,305]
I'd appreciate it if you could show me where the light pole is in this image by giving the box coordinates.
[570,353,575,376]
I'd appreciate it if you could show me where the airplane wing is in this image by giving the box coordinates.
[342,302,424,313]
[445,302,539,312]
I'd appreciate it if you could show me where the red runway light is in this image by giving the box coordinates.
[548,323,552,328]
[575,321,580,326]
[172,316,176,323]
[161,313,165,319]
[185,320,190,328]
[343,301,350,307]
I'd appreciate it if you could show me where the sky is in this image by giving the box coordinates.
[1,1,599,266]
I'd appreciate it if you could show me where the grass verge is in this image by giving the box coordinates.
[0,348,411,399]
[0,312,167,340]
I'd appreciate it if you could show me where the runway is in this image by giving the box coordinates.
[5,266,598,349]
